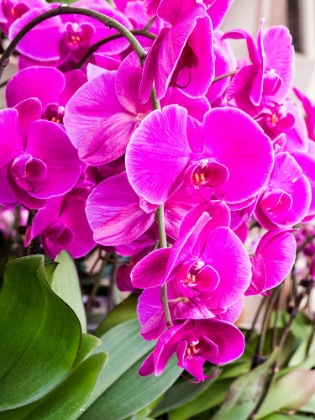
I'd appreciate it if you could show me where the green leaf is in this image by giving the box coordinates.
[169,379,232,420]
[211,349,279,420]
[23,353,107,420]
[95,293,138,337]
[219,361,251,379]
[256,370,315,419]
[44,261,58,285]
[76,334,102,365]
[0,256,81,411]
[0,353,108,420]
[153,372,219,416]
[79,319,182,419]
[52,251,87,332]
[82,355,181,420]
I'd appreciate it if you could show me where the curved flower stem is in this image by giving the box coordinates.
[156,204,172,328]
[0,5,147,81]
[211,69,238,84]
[77,29,156,68]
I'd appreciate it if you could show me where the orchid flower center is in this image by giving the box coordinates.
[3,0,28,20]
[183,260,205,287]
[263,69,282,96]
[44,104,65,124]
[186,341,200,359]
[11,154,47,193]
[261,188,293,214]
[189,159,229,189]
[65,22,93,50]
[262,104,295,132]
[45,221,73,246]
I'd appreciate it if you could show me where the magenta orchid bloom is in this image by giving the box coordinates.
[25,182,95,258]
[246,229,296,296]
[223,21,294,115]
[139,0,214,101]
[126,104,274,206]
[139,318,245,382]
[0,0,45,35]
[294,87,315,142]
[0,98,81,209]
[132,203,251,339]
[255,152,312,229]
[9,1,132,65]
[6,66,87,124]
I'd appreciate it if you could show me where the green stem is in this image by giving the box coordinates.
[257,288,280,357]
[246,296,265,343]
[77,29,156,68]
[85,257,107,312]
[212,69,238,84]
[0,6,147,81]
[156,205,172,328]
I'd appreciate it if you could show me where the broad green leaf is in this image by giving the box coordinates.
[288,338,315,368]
[23,353,107,420]
[95,293,138,337]
[0,256,81,411]
[52,251,87,332]
[86,319,154,406]
[169,379,232,420]
[79,319,181,419]
[256,370,315,419]
[0,353,107,420]
[153,372,219,416]
[211,349,279,420]
[219,361,251,379]
[76,334,102,365]
[82,355,181,420]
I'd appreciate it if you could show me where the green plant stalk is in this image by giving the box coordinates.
[77,29,156,68]
[0,6,147,81]
[156,205,172,328]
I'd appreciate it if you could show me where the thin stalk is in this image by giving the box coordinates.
[0,6,147,81]
[156,204,172,328]
[257,288,280,357]
[85,258,107,311]
[212,69,238,84]
[272,283,282,350]
[305,316,315,359]
[107,259,117,313]
[246,296,265,343]
[77,29,156,68]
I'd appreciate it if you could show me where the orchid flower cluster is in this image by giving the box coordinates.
[1,0,315,383]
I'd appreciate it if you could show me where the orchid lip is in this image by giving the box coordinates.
[10,154,47,193]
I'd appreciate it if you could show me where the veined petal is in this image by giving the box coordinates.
[131,247,171,289]
[93,203,154,246]
[203,107,274,203]
[126,105,190,205]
